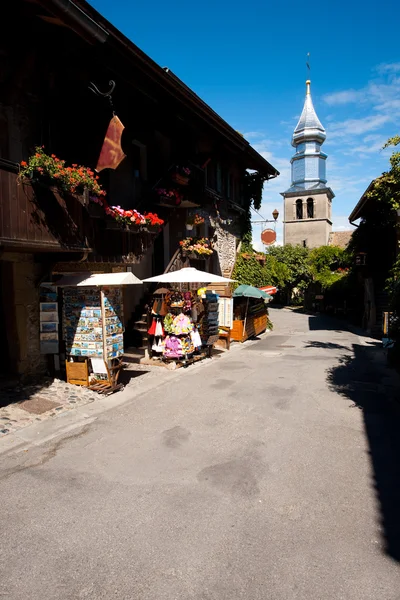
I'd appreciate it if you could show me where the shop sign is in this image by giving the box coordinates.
[261,228,276,245]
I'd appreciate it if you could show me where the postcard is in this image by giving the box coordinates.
[40,302,58,312]
[40,322,58,333]
[40,311,59,323]
[40,332,58,341]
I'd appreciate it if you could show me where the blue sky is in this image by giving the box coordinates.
[90,0,400,245]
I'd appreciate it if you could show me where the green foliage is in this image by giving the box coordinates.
[267,244,312,291]
[368,136,400,211]
[309,245,350,290]
[232,254,274,288]
[243,171,265,211]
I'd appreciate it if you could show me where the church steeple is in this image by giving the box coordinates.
[292,80,326,146]
[281,79,334,248]
[285,79,329,193]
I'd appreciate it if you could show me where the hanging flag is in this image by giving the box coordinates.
[96,115,126,172]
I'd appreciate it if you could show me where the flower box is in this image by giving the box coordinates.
[184,252,208,260]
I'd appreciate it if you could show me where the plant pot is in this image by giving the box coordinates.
[105,220,123,230]
[145,225,161,234]
[186,224,194,231]
[183,252,209,260]
[171,173,189,186]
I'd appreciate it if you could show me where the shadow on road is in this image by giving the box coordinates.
[304,340,351,351]
[327,343,400,562]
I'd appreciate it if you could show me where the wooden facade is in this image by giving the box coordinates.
[0,0,278,378]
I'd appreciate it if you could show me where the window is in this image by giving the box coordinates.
[296,199,303,219]
[307,197,314,219]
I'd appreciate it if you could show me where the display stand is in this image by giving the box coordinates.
[62,285,125,387]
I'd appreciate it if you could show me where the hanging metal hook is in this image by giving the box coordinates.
[88,80,116,114]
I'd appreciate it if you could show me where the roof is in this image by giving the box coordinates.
[328,231,353,249]
[38,0,279,179]
[292,81,326,147]
[348,178,380,222]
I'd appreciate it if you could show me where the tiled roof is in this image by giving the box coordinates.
[328,230,353,249]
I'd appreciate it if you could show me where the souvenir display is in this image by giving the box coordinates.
[199,292,219,342]
[39,283,59,354]
[147,285,219,364]
[62,286,124,359]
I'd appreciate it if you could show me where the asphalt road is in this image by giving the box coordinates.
[1,308,400,599]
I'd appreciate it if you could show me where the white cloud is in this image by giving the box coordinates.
[376,62,400,74]
[323,90,362,106]
[243,131,264,140]
[329,114,391,139]
[332,215,355,232]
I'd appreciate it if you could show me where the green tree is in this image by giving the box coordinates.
[266,244,312,301]
[309,245,349,289]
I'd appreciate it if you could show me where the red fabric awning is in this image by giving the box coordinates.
[259,286,277,295]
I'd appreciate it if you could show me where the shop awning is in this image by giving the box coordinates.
[259,286,277,295]
[143,267,236,283]
[233,284,271,300]
[55,272,142,287]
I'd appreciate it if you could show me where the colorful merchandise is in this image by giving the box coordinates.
[62,286,124,359]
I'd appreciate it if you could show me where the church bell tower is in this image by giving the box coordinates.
[281,80,334,247]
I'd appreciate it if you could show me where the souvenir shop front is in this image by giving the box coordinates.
[231,285,271,343]
[55,272,142,389]
[143,267,235,366]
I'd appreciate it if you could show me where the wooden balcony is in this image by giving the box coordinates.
[0,166,93,253]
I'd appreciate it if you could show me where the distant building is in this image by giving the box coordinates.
[328,231,353,249]
[281,81,334,248]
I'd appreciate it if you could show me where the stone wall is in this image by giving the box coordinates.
[1,253,48,379]
[212,221,238,276]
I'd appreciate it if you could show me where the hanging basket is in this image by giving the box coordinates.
[186,223,194,231]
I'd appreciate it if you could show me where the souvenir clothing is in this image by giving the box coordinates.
[148,318,157,335]
[190,329,202,348]
[163,336,183,358]
[171,313,193,335]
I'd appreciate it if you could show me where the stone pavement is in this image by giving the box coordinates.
[0,379,99,437]
[0,362,165,438]
[1,309,399,600]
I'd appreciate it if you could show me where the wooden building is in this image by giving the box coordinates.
[0,0,278,378]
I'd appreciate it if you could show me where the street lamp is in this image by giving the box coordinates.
[251,209,279,225]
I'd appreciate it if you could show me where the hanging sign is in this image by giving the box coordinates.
[261,228,276,246]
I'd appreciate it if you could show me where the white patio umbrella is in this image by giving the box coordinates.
[142,267,236,284]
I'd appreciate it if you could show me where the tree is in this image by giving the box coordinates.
[266,245,312,301]
[309,245,349,289]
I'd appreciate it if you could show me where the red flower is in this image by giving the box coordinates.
[20,161,27,167]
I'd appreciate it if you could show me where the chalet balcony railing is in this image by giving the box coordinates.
[0,165,93,252]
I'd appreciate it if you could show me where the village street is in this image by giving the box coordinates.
[0,308,399,599]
